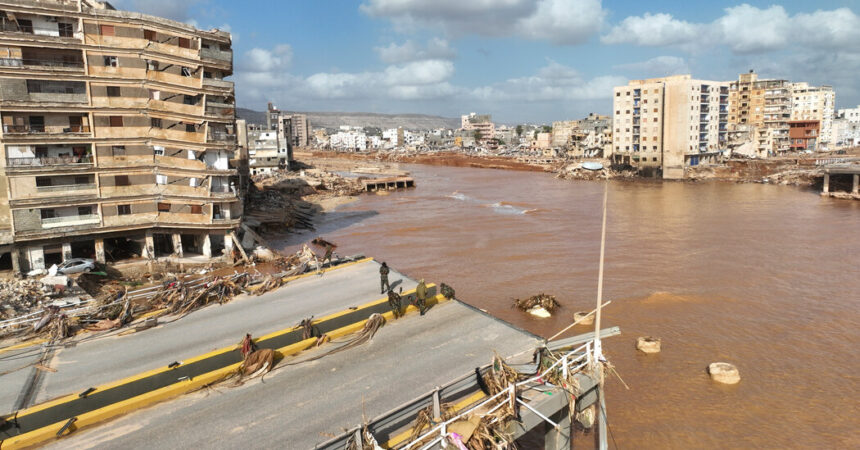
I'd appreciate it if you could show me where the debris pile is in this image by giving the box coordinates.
[512,293,561,314]
[0,279,51,320]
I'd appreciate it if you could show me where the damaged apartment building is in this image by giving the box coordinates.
[0,0,241,273]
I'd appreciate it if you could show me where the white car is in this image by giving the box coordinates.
[56,258,95,274]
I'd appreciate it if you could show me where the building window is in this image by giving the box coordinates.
[103,56,118,67]
[178,37,191,48]
[75,176,89,185]
[58,23,74,37]
[40,209,56,219]
[151,118,162,128]
[181,67,192,77]
[190,205,203,214]
[111,145,126,156]
[109,116,123,127]
[99,25,115,36]
[117,204,131,215]
[183,95,195,105]
[156,174,168,185]
[153,146,165,156]
[17,19,33,33]
[106,86,121,97]
[115,175,130,186]
[185,124,196,132]
[36,177,52,187]
[144,29,156,41]
[615,92,620,97]
[157,202,171,212]
[146,60,159,71]
[77,206,92,216]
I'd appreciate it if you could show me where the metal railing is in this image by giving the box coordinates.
[2,125,89,134]
[210,185,235,194]
[200,47,232,61]
[41,213,100,225]
[7,155,93,166]
[37,183,96,192]
[208,131,236,142]
[402,341,594,449]
[0,57,83,68]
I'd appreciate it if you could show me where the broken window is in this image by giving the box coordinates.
[181,67,192,77]
[58,23,74,37]
[99,24,115,36]
[109,116,123,127]
[117,204,131,215]
[103,55,118,67]
[106,86,121,97]
[111,145,126,156]
[115,175,129,186]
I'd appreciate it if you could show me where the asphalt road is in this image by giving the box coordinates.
[0,260,415,412]
[43,300,539,449]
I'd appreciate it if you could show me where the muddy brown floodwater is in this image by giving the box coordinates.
[276,163,860,449]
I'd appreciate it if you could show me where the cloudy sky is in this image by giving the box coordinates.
[112,0,860,123]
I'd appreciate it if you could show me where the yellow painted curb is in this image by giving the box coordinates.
[3,289,445,448]
[383,387,487,448]
[0,338,47,356]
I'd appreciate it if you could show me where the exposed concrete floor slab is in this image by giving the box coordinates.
[43,300,539,449]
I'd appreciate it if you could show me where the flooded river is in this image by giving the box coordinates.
[277,164,860,448]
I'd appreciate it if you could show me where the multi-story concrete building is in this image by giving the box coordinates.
[0,0,240,272]
[613,75,728,179]
[727,71,792,155]
[246,125,284,176]
[791,82,835,147]
[788,120,819,151]
[460,113,495,143]
[837,105,860,123]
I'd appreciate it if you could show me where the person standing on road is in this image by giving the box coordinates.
[380,262,390,294]
[415,279,428,316]
[387,288,403,318]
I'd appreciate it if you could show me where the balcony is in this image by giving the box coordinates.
[202,78,233,90]
[208,131,236,143]
[210,185,236,197]
[200,47,232,62]
[2,124,90,134]
[37,183,96,193]
[7,155,93,167]
[205,102,235,118]
[0,57,83,70]
[41,214,100,229]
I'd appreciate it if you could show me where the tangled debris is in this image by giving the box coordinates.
[0,279,52,320]
[512,293,561,313]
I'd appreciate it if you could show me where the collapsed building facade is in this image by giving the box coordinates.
[0,0,240,273]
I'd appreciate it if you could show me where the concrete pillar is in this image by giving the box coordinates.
[823,173,830,193]
[544,407,571,450]
[224,231,234,257]
[28,246,45,271]
[202,234,212,258]
[61,242,72,262]
[94,239,106,264]
[853,174,859,194]
[172,233,183,258]
[10,247,21,274]
[143,231,155,259]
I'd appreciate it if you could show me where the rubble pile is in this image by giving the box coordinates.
[0,279,55,320]
[245,170,364,234]
[512,293,561,313]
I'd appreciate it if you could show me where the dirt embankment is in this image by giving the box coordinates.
[297,150,550,173]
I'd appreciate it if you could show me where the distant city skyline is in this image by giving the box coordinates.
[113,0,860,123]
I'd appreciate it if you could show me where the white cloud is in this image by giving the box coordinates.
[470,60,624,102]
[603,4,860,55]
[516,0,606,45]
[240,45,292,72]
[361,0,605,44]
[614,56,690,77]
[601,13,698,46]
[375,38,457,64]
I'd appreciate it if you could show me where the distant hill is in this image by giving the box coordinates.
[236,108,460,131]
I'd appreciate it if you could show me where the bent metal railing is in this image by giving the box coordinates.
[401,340,594,449]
